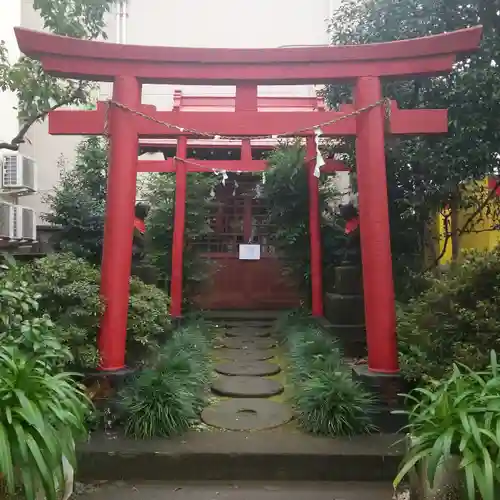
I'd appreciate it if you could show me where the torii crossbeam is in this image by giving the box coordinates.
[15,25,482,376]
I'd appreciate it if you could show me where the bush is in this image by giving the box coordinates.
[10,253,171,369]
[0,263,90,500]
[44,137,107,264]
[0,261,72,370]
[144,172,218,293]
[286,325,376,436]
[397,248,500,382]
[119,322,212,438]
[272,308,317,344]
[262,141,346,299]
[0,347,90,500]
[394,351,500,500]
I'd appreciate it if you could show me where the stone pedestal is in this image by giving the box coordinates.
[324,265,366,358]
[352,363,409,433]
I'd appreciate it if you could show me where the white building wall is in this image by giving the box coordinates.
[12,0,349,219]
[0,0,21,204]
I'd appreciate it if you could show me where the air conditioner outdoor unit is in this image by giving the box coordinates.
[0,202,36,240]
[1,153,36,192]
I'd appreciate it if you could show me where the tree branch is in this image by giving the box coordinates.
[458,177,500,235]
[426,178,500,270]
[0,84,85,152]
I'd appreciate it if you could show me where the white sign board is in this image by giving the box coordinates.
[239,244,261,261]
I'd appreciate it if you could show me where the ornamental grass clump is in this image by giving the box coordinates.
[287,325,376,437]
[394,350,500,500]
[120,322,212,439]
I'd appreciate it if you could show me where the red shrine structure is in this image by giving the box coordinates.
[139,90,347,312]
[15,26,482,375]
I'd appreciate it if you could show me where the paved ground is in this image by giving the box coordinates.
[77,481,395,500]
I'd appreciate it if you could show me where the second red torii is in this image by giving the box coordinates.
[49,99,448,138]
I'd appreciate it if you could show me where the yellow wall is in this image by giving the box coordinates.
[437,179,500,264]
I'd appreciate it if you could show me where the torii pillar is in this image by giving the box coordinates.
[355,77,398,373]
[99,76,141,371]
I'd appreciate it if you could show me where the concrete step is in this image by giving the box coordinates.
[202,310,286,320]
[75,480,395,500]
[77,430,403,482]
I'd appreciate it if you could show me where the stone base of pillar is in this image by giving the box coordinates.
[85,366,137,391]
[352,363,410,433]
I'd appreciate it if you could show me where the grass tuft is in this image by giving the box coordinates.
[286,322,377,437]
[119,320,212,439]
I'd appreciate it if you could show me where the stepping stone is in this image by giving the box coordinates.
[225,328,270,338]
[202,399,293,431]
[217,348,275,361]
[215,360,281,377]
[211,376,284,397]
[221,337,277,350]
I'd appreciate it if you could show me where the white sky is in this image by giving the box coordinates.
[126,0,336,48]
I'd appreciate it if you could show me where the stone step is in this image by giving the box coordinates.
[203,310,286,320]
[77,431,403,482]
[73,480,395,500]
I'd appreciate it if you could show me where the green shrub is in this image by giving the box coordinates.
[0,346,90,500]
[273,308,317,343]
[0,263,91,500]
[394,351,500,500]
[262,141,346,300]
[44,137,107,264]
[120,322,211,438]
[144,172,218,293]
[397,248,500,382]
[286,325,376,437]
[24,253,171,368]
[0,262,72,370]
[293,367,376,436]
[288,326,342,381]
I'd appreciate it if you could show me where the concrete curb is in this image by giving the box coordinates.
[77,431,404,482]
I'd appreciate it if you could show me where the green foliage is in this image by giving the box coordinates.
[287,325,376,436]
[44,137,107,264]
[394,351,500,500]
[325,0,500,285]
[33,0,114,39]
[0,346,90,500]
[272,308,317,343]
[144,172,218,293]
[0,0,113,150]
[397,248,500,382]
[120,322,212,438]
[0,262,72,369]
[263,141,346,299]
[11,253,171,369]
[0,261,91,500]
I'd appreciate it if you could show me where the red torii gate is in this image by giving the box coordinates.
[15,26,482,376]
[136,90,346,313]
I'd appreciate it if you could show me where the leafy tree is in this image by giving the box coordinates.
[0,0,114,151]
[325,0,500,287]
[262,141,346,300]
[144,172,218,296]
[44,137,107,263]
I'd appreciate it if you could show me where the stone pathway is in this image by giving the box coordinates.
[201,319,293,431]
